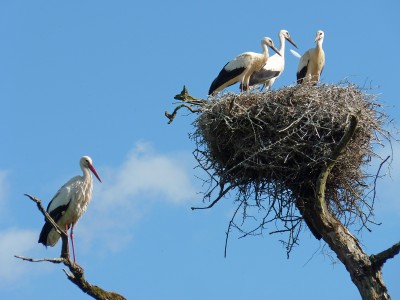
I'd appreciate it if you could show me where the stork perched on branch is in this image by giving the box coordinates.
[296,30,325,84]
[38,156,101,263]
[208,37,281,95]
[248,30,298,91]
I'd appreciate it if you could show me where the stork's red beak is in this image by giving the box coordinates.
[89,164,102,183]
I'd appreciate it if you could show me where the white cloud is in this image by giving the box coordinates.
[96,142,197,208]
[0,228,40,284]
[78,142,198,253]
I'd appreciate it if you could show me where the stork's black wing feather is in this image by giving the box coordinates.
[296,60,309,84]
[249,70,280,86]
[209,63,245,95]
[38,200,71,246]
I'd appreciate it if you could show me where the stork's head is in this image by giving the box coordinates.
[280,29,298,49]
[315,30,324,44]
[262,37,281,57]
[80,156,102,183]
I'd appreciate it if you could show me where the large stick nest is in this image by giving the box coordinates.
[191,83,389,240]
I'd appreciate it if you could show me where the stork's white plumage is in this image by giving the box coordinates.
[249,30,298,90]
[38,156,101,263]
[208,37,281,95]
[296,30,325,84]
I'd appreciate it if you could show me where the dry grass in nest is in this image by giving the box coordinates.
[190,83,390,246]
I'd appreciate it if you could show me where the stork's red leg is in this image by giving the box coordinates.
[70,225,77,263]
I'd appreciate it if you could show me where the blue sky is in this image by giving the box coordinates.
[1,1,399,299]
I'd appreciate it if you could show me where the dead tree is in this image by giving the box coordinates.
[15,194,126,300]
[166,83,400,300]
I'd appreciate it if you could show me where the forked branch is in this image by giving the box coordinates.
[165,85,207,123]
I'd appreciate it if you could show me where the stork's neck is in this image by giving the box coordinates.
[316,39,324,51]
[81,167,93,184]
[278,34,285,57]
[262,43,269,61]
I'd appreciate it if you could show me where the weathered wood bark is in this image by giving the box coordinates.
[294,115,392,300]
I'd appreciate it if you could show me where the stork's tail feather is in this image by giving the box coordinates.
[38,221,53,246]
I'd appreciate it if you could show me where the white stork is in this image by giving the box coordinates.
[38,156,101,263]
[208,37,281,95]
[248,30,298,90]
[296,30,325,84]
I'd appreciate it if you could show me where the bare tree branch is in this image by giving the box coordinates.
[165,104,202,124]
[165,85,207,123]
[315,114,359,216]
[370,241,400,269]
[14,255,64,264]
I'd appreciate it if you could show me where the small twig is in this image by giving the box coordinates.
[165,104,202,124]
[371,155,390,207]
[278,111,309,133]
[173,85,207,104]
[166,86,207,124]
[14,255,65,264]
[191,184,233,210]
[224,199,245,258]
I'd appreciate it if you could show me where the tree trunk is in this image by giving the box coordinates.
[294,115,391,300]
[297,190,390,300]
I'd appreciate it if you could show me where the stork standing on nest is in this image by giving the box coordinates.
[248,30,298,91]
[296,30,325,84]
[38,156,102,263]
[208,37,281,95]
